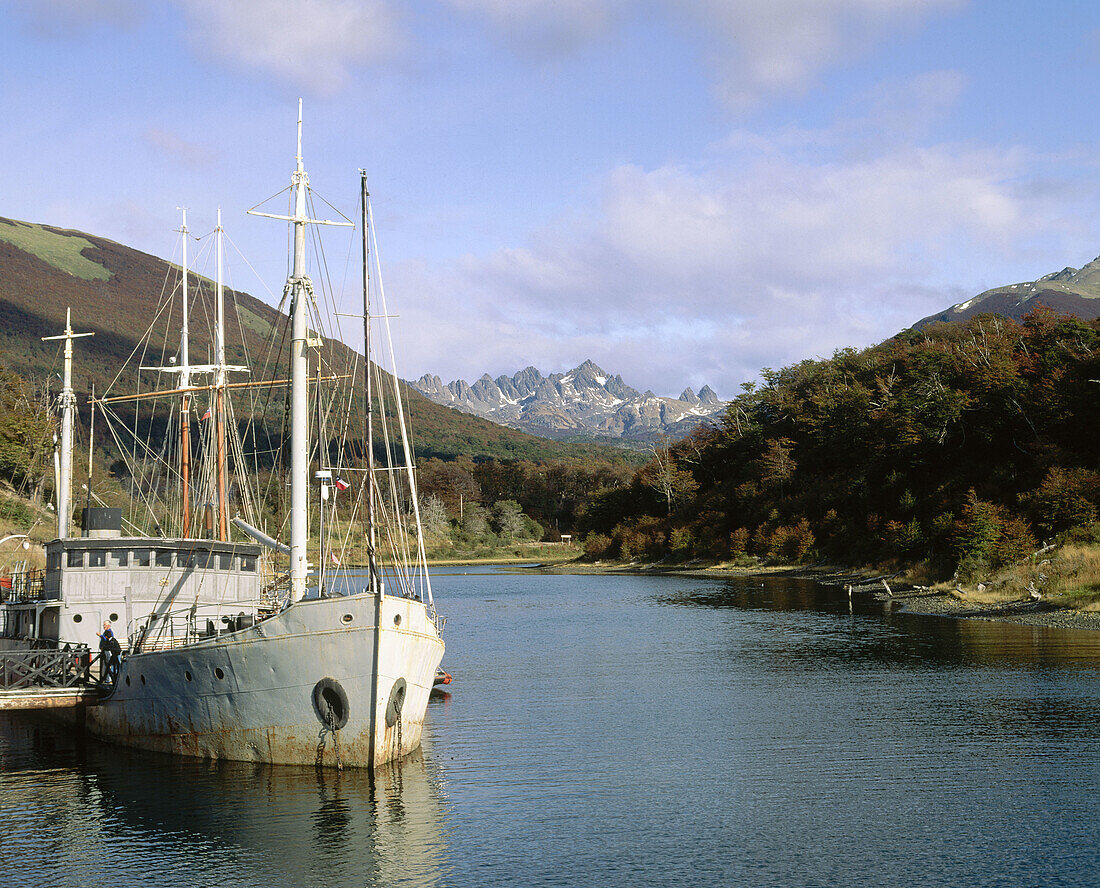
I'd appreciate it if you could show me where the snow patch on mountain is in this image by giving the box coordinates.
[411,360,727,443]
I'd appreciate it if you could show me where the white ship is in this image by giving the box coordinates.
[2,104,445,768]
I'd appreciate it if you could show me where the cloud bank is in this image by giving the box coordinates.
[174,0,405,95]
[391,99,1095,396]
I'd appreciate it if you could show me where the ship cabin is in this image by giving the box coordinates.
[2,508,264,650]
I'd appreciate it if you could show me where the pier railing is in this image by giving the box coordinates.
[0,646,109,690]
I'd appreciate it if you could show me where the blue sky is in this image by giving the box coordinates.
[4,0,1100,398]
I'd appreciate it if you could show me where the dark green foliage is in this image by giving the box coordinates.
[0,494,36,526]
[580,309,1100,575]
[0,368,52,491]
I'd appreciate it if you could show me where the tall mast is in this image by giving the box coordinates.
[42,309,93,538]
[288,104,310,599]
[360,170,379,595]
[248,100,350,601]
[215,208,229,540]
[87,383,94,508]
[179,208,192,537]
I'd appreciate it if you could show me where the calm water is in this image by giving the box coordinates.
[3,569,1100,887]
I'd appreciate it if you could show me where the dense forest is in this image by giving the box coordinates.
[579,310,1100,580]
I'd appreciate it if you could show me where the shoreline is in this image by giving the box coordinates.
[528,558,1100,632]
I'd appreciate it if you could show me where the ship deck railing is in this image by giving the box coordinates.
[133,603,263,654]
[1,569,47,604]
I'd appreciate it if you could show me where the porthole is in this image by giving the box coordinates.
[341,613,354,624]
[393,613,402,627]
[214,667,225,680]
[184,670,193,682]
[125,676,131,686]
[72,614,83,623]
[109,612,119,622]
[140,675,146,685]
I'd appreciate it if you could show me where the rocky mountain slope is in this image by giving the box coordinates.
[412,359,725,443]
[916,255,1100,328]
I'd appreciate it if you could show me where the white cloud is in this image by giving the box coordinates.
[677,0,967,109]
[145,128,217,169]
[445,0,966,105]
[173,0,404,95]
[444,0,625,56]
[13,0,143,35]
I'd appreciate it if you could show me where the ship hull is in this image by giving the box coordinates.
[86,591,444,768]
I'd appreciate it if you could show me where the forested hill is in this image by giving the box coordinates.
[580,310,1100,578]
[0,215,632,465]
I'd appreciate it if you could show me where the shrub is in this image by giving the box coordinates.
[952,491,1036,581]
[729,527,749,558]
[1021,467,1100,538]
[583,532,611,559]
[669,527,694,555]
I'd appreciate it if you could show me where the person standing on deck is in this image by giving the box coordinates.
[99,620,121,683]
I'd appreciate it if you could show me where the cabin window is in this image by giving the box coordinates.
[47,551,61,570]
[240,555,256,572]
[219,554,234,570]
[88,550,107,567]
[67,550,84,568]
[111,550,128,566]
[188,551,215,569]
[133,550,150,567]
[155,550,174,568]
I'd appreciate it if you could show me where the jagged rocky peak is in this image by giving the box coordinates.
[697,385,719,405]
[572,359,607,382]
[1038,267,1079,283]
[470,374,503,403]
[408,359,727,443]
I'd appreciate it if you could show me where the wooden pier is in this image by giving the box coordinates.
[0,644,108,710]
[0,686,102,710]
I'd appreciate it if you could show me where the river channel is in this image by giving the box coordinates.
[3,568,1100,887]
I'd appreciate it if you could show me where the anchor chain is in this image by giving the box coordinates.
[314,702,344,770]
[330,707,344,771]
[393,692,403,761]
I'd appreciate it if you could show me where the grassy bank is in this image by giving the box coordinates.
[533,543,1100,631]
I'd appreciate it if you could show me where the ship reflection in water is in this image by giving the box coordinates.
[0,699,452,888]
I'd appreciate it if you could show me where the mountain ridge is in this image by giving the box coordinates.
[412,360,725,443]
[916,253,1100,328]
